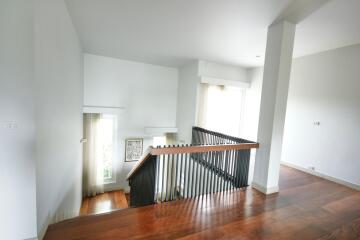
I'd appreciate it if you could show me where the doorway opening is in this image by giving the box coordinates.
[198,84,246,137]
[81,113,128,215]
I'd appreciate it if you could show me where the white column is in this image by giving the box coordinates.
[252,21,295,194]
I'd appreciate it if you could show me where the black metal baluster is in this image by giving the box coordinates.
[161,154,165,202]
[229,149,234,191]
[221,149,225,180]
[169,153,175,201]
[164,153,167,201]
[183,150,188,198]
[225,150,230,191]
[217,149,222,193]
[166,151,171,201]
[215,151,219,193]
[204,150,210,195]
[232,150,237,189]
[212,151,215,193]
[176,152,179,198]
[222,150,228,192]
[155,154,160,202]
[244,149,250,188]
[191,149,195,198]
[232,150,239,189]
[235,150,241,189]
[212,151,217,194]
[212,151,217,193]
[230,150,236,190]
[174,149,179,199]
[194,153,199,197]
[201,152,208,195]
[186,149,191,198]
[227,150,233,190]
[205,150,210,194]
[228,150,232,191]
[241,150,247,188]
[200,151,204,196]
[238,149,243,188]
[175,150,179,198]
[237,150,243,188]
[180,150,185,198]
[241,150,246,188]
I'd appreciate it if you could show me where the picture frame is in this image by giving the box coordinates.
[125,138,143,162]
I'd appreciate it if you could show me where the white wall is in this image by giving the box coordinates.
[242,68,263,184]
[34,0,84,238]
[198,60,248,82]
[245,45,360,188]
[243,68,263,141]
[176,62,200,143]
[176,60,249,143]
[0,1,37,239]
[84,54,178,191]
[282,44,360,187]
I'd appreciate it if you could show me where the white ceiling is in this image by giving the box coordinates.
[295,0,360,59]
[65,0,360,68]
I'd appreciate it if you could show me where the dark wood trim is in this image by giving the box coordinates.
[150,143,259,155]
[126,147,152,180]
[126,143,259,180]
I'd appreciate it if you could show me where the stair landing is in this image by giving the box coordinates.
[79,190,128,216]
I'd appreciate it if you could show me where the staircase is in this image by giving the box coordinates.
[127,127,259,207]
[79,190,129,215]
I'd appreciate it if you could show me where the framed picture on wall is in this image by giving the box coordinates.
[125,138,143,162]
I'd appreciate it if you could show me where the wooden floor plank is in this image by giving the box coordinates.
[79,190,129,216]
[44,166,360,240]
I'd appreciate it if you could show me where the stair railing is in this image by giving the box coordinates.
[127,127,259,207]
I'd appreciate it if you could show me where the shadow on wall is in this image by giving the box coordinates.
[38,160,82,239]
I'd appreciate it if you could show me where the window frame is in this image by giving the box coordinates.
[99,114,117,184]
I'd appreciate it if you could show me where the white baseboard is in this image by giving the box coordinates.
[251,182,279,194]
[281,161,360,191]
[38,206,81,240]
[53,209,79,223]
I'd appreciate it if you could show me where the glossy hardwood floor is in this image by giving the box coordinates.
[79,190,128,216]
[44,166,360,240]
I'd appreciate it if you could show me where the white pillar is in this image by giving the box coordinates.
[252,21,295,194]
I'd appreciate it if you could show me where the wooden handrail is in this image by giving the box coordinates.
[126,143,259,180]
[126,147,152,180]
[151,143,259,155]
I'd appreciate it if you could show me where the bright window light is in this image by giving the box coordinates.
[203,85,245,137]
[97,114,116,182]
[153,136,166,147]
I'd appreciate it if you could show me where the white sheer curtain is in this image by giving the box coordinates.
[83,113,104,197]
[197,83,245,137]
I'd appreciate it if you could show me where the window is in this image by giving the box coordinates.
[153,136,167,147]
[97,114,116,183]
[198,84,245,137]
